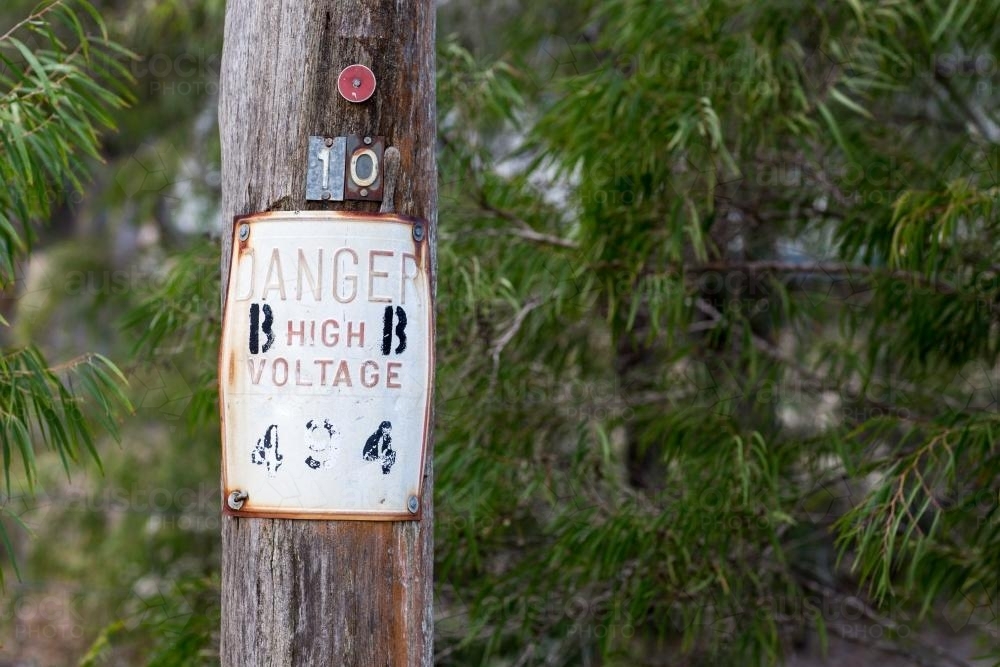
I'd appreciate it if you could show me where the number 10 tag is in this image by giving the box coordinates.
[305,135,385,203]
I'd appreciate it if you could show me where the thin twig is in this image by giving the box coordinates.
[476,216,965,297]
[686,260,959,296]
[491,297,542,372]
[932,71,1000,145]
[0,1,70,44]
[477,193,578,249]
[693,297,929,423]
[798,577,973,667]
[477,227,578,250]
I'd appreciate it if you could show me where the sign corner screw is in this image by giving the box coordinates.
[228,490,248,511]
[412,223,425,242]
[407,496,419,514]
[238,224,250,241]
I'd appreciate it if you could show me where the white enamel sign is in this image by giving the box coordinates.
[219,212,433,520]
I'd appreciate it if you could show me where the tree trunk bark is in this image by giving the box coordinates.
[217,2,436,665]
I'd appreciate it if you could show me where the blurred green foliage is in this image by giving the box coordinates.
[434,0,1000,664]
[0,0,133,591]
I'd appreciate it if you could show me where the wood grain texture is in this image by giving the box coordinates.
[218,1,436,665]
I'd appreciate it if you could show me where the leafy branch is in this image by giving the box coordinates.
[0,0,135,587]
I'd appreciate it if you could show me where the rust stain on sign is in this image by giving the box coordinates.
[219,211,434,521]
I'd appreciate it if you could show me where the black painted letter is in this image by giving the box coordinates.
[249,303,260,354]
[249,303,276,355]
[380,306,408,356]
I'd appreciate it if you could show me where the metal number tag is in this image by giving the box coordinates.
[306,135,385,203]
[306,136,346,201]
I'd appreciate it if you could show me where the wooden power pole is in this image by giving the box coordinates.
[217,2,436,665]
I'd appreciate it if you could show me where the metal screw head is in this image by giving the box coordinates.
[363,136,373,145]
[412,223,425,242]
[322,192,332,201]
[324,136,335,147]
[360,188,369,197]
[407,496,419,514]
[353,78,362,88]
[227,490,248,511]
[238,224,250,241]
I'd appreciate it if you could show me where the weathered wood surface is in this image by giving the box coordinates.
[218,1,436,665]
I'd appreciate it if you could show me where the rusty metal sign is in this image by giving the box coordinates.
[219,211,433,520]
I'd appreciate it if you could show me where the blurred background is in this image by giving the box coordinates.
[0,0,999,665]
